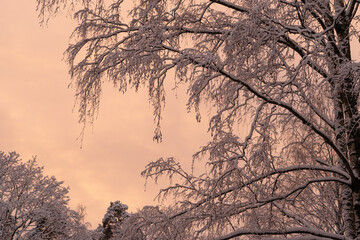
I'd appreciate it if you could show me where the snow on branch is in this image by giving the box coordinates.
[37,0,360,238]
[214,227,350,240]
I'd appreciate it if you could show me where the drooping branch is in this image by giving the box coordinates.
[158,41,355,182]
[209,0,250,13]
[213,227,350,240]
[160,164,350,220]
[214,67,354,181]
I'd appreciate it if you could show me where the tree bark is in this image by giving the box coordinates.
[333,1,360,237]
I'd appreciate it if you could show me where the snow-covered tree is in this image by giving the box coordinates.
[117,204,199,240]
[96,201,129,240]
[0,151,91,239]
[37,0,360,239]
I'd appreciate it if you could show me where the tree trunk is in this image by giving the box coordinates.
[333,1,360,237]
[335,98,357,239]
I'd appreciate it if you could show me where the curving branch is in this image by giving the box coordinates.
[213,227,350,240]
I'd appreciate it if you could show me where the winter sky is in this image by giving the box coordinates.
[0,0,209,227]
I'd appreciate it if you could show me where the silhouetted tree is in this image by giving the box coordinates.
[98,201,129,240]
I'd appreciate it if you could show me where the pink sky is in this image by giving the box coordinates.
[0,0,209,227]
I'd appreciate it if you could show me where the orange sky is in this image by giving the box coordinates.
[0,0,209,228]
